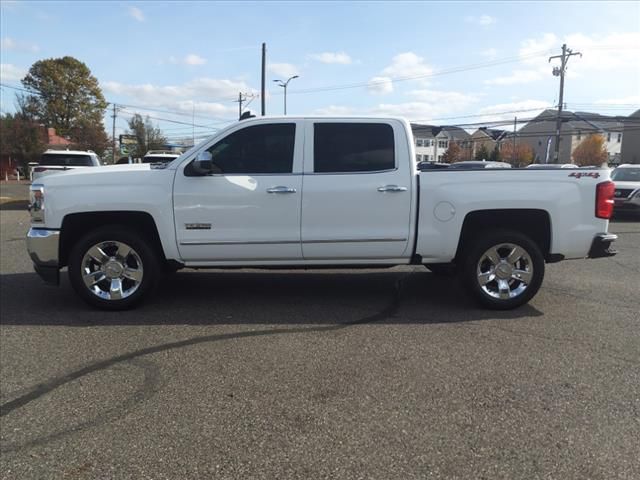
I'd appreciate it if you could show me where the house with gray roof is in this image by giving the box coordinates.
[620,110,640,164]
[411,124,472,163]
[517,109,624,164]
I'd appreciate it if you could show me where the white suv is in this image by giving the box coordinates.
[32,150,101,180]
[142,150,180,164]
[611,164,640,215]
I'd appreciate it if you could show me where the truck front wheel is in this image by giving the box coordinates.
[68,226,159,310]
[462,230,544,310]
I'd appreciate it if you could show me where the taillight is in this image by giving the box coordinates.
[596,181,615,219]
[33,167,47,173]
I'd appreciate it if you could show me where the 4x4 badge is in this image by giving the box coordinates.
[569,172,600,179]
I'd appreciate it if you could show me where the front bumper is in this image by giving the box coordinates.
[26,228,60,285]
[588,233,618,259]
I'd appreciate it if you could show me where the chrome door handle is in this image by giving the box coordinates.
[377,185,408,192]
[267,186,297,194]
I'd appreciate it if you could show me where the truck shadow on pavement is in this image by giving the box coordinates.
[0,269,543,326]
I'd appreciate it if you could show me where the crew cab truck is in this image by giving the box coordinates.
[26,117,618,311]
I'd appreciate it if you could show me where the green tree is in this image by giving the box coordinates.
[20,56,109,154]
[475,144,490,161]
[489,145,501,162]
[572,134,608,166]
[126,114,168,158]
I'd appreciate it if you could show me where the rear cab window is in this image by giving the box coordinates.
[313,123,395,173]
[40,153,96,167]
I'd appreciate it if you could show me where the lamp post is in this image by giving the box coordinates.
[273,75,299,115]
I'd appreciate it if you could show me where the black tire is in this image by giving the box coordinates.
[461,229,545,310]
[68,225,160,310]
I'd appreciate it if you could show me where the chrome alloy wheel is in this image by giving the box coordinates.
[81,241,144,300]
[476,242,533,300]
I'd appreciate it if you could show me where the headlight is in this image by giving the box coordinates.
[29,184,45,223]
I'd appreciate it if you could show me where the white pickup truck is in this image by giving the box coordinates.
[26,117,617,310]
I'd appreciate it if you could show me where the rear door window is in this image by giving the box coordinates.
[313,123,395,173]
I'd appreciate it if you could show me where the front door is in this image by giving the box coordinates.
[173,121,304,263]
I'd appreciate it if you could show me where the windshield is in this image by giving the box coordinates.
[611,168,640,182]
[40,153,95,167]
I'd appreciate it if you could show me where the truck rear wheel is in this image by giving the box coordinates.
[68,226,159,310]
[462,230,544,310]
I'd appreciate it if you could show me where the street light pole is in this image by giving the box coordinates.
[273,75,299,115]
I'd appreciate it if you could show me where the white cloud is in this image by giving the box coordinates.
[369,89,480,121]
[268,62,299,78]
[184,54,206,65]
[595,96,640,105]
[367,76,393,95]
[481,48,498,59]
[309,52,352,64]
[128,6,145,22]
[102,77,255,117]
[313,105,356,116]
[466,14,496,26]
[0,63,26,82]
[476,100,553,123]
[382,52,433,79]
[165,54,207,66]
[1,37,39,52]
[484,69,543,86]
[367,52,434,94]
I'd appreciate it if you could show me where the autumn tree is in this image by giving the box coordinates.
[0,113,46,171]
[20,56,109,154]
[572,134,608,166]
[126,114,168,158]
[442,141,462,163]
[475,144,490,161]
[501,142,535,168]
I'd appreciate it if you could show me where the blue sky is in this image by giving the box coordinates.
[1,1,639,143]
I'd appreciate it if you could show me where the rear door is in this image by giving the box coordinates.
[301,120,413,260]
[173,121,304,262]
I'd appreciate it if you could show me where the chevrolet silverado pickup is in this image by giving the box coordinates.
[26,117,617,310]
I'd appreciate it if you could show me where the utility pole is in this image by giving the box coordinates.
[261,43,266,116]
[111,103,117,164]
[513,117,517,164]
[549,44,581,163]
[234,92,256,120]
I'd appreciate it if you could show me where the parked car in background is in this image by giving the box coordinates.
[526,163,579,169]
[449,160,512,169]
[32,150,101,180]
[143,150,181,164]
[611,164,640,214]
[417,161,451,170]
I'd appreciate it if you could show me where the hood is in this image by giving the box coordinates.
[38,162,169,188]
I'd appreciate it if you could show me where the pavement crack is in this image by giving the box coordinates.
[0,274,410,419]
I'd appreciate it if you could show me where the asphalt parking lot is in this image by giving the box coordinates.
[1,190,639,479]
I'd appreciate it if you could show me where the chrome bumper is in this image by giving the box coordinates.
[26,228,60,285]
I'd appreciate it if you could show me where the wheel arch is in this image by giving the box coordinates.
[59,211,167,268]
[455,209,552,262]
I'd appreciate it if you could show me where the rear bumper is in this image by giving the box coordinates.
[26,228,60,285]
[588,233,618,259]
